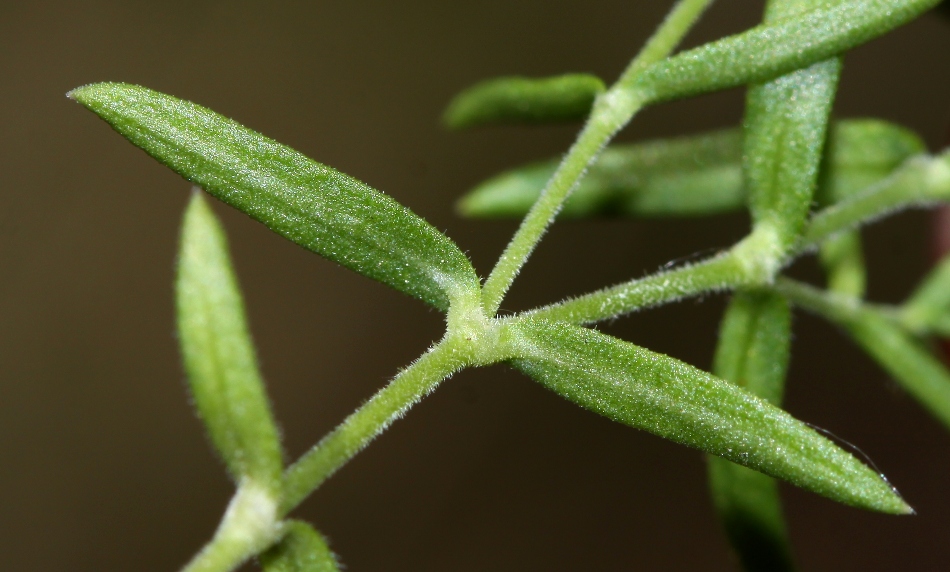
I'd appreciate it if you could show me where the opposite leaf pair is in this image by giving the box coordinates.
[68,0,948,570]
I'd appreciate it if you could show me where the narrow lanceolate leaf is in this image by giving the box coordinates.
[458,119,920,221]
[742,57,840,252]
[632,0,940,105]
[848,311,950,431]
[742,0,843,257]
[70,83,479,312]
[177,192,283,491]
[260,521,340,572]
[708,290,794,572]
[460,128,743,218]
[442,74,606,130]
[508,319,910,514]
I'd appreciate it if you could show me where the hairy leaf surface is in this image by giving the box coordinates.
[443,74,605,129]
[459,120,921,220]
[509,319,910,513]
[177,193,283,491]
[708,290,794,571]
[71,83,479,311]
[634,0,940,104]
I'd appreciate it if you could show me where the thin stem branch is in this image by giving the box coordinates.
[480,0,715,316]
[774,277,950,431]
[180,482,280,572]
[279,336,471,514]
[524,250,747,325]
[801,153,950,249]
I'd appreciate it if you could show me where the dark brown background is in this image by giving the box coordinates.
[3,1,950,570]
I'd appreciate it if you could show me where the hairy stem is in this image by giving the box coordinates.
[180,482,281,572]
[775,277,950,430]
[480,0,715,316]
[524,249,748,325]
[280,333,477,514]
[802,152,950,249]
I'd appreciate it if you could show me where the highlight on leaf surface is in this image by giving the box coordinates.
[458,119,922,220]
[260,521,340,572]
[633,0,941,104]
[508,318,911,514]
[176,192,283,492]
[442,73,606,130]
[69,82,479,312]
[460,128,742,218]
[741,57,840,251]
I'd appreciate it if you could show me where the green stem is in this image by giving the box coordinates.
[772,276,863,323]
[180,482,281,572]
[480,0,715,316]
[525,249,749,325]
[775,277,950,431]
[801,152,950,249]
[279,334,474,514]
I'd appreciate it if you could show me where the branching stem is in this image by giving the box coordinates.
[480,0,716,316]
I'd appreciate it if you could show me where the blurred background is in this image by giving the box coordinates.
[3,1,950,570]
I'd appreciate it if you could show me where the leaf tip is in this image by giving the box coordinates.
[66,82,107,104]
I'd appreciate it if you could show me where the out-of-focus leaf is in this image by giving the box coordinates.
[70,83,479,312]
[459,119,920,220]
[260,521,340,572]
[177,192,283,492]
[459,128,742,218]
[708,290,794,572]
[443,74,605,130]
[712,291,791,414]
[508,318,910,514]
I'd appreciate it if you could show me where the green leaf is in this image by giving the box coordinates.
[713,291,791,408]
[177,192,283,492]
[70,82,480,312]
[848,311,950,431]
[442,74,606,130]
[708,460,793,572]
[260,521,340,572]
[742,57,840,252]
[457,119,921,221]
[708,290,794,572]
[459,128,743,218]
[508,318,910,514]
[634,0,940,104]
